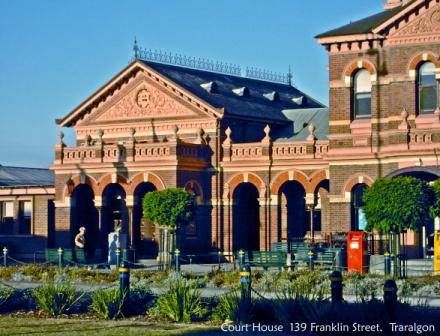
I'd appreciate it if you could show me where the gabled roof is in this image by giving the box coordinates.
[58,60,324,127]
[142,61,324,123]
[273,108,328,142]
[0,166,54,187]
[316,0,416,39]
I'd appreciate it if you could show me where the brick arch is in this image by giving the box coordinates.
[224,172,266,199]
[343,59,377,80]
[97,174,129,195]
[408,52,440,73]
[63,175,98,199]
[309,170,329,194]
[270,170,310,195]
[342,174,374,195]
[184,180,204,204]
[127,172,166,195]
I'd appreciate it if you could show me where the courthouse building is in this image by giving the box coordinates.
[3,0,440,258]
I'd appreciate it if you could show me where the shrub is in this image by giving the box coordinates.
[276,270,329,301]
[0,285,14,312]
[128,285,154,316]
[212,290,253,323]
[90,287,125,319]
[32,273,83,316]
[151,275,205,322]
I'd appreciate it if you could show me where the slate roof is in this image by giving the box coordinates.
[142,60,324,123]
[273,108,329,142]
[316,1,415,38]
[0,166,54,187]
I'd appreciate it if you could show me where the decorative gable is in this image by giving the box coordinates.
[91,78,197,124]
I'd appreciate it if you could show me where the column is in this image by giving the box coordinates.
[305,193,315,242]
[258,197,269,251]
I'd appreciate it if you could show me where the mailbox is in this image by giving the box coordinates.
[347,231,369,275]
[434,232,440,275]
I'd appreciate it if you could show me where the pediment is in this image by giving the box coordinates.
[386,2,440,44]
[80,76,199,125]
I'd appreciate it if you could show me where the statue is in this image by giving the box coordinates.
[74,227,86,249]
[108,220,122,266]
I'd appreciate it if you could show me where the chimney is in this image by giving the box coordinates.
[383,0,402,9]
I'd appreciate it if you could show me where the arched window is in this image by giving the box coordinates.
[351,183,367,231]
[418,62,438,114]
[353,69,372,119]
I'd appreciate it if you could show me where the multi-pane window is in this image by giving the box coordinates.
[18,201,32,235]
[353,69,372,119]
[0,202,14,234]
[418,62,438,114]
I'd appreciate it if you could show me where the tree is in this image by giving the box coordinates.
[362,177,431,233]
[143,188,195,268]
[429,179,440,220]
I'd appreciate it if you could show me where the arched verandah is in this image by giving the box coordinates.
[133,182,157,256]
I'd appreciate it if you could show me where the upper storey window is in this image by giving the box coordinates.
[353,69,372,119]
[418,62,438,114]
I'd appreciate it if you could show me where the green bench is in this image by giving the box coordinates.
[45,248,86,265]
[314,251,335,268]
[249,251,287,270]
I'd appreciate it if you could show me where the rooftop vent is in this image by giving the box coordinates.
[263,91,279,102]
[232,87,249,97]
[292,96,305,106]
[200,81,218,93]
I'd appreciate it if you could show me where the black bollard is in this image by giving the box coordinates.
[330,271,343,304]
[174,249,180,271]
[384,252,391,276]
[238,250,245,268]
[2,247,7,267]
[307,250,314,270]
[383,279,398,321]
[57,247,64,268]
[115,248,121,268]
[119,264,130,311]
[240,264,252,311]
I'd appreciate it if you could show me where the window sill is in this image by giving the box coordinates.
[415,112,440,129]
[350,118,372,135]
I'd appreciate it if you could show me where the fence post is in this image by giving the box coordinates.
[384,252,391,276]
[119,264,130,312]
[383,279,397,321]
[238,250,245,269]
[240,264,251,312]
[115,248,121,268]
[2,247,7,267]
[307,250,314,270]
[57,247,64,268]
[330,271,343,304]
[175,249,180,271]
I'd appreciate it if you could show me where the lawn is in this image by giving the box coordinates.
[0,317,222,336]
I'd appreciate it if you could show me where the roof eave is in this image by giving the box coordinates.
[316,33,385,45]
[372,0,423,34]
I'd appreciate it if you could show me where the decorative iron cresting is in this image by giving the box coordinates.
[133,38,292,85]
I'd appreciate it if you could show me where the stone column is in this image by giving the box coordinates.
[258,197,269,251]
[305,193,315,242]
[222,198,233,253]
[269,194,280,247]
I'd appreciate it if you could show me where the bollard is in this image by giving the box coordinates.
[383,279,398,321]
[115,248,121,268]
[384,252,391,276]
[240,264,252,312]
[3,247,8,267]
[307,250,314,270]
[238,250,245,268]
[57,247,64,268]
[174,249,180,271]
[330,271,343,304]
[119,264,130,311]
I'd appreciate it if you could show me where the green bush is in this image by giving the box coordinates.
[128,286,154,316]
[32,274,83,316]
[151,275,205,322]
[0,285,14,312]
[90,287,125,319]
[212,290,252,323]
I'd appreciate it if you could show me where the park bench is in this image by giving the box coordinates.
[45,248,86,265]
[249,251,287,270]
[314,250,335,269]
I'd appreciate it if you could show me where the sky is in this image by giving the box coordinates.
[0,0,386,167]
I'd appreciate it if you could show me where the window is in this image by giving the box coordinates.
[0,202,14,235]
[353,69,372,118]
[418,62,438,114]
[351,184,367,231]
[18,201,31,235]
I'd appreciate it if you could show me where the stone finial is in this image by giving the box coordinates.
[307,123,316,141]
[383,0,404,9]
[97,129,104,143]
[130,127,136,140]
[86,135,92,146]
[223,127,232,145]
[262,124,271,144]
[173,125,179,141]
[58,131,65,145]
[195,127,204,144]
[398,108,409,130]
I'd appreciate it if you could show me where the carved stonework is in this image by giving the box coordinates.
[95,81,196,122]
[392,7,440,37]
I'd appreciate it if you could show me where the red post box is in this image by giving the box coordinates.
[347,231,369,275]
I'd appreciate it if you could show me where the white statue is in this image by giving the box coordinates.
[74,227,86,249]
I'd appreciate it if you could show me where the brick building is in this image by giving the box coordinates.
[5,0,440,258]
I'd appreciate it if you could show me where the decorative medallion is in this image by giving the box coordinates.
[431,10,440,28]
[136,89,150,108]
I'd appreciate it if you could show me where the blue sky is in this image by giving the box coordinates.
[0,0,385,167]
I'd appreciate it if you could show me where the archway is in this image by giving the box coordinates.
[232,183,260,251]
[313,180,330,236]
[350,183,368,231]
[133,182,157,256]
[102,184,128,252]
[278,181,307,243]
[70,184,99,255]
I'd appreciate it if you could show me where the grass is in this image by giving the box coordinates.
[0,316,222,336]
